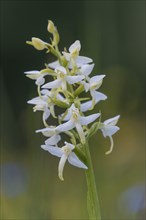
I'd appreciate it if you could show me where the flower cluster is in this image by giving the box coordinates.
[25,20,120,181]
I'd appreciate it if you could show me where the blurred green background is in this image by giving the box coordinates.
[0,1,145,219]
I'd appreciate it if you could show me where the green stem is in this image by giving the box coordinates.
[84,142,101,220]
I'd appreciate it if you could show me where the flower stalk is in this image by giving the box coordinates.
[84,142,101,220]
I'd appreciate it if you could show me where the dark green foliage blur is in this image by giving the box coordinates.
[0,1,145,219]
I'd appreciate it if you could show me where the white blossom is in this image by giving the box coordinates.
[83,75,106,104]
[42,66,84,91]
[27,95,50,122]
[41,141,88,181]
[24,70,48,86]
[100,115,120,154]
[62,40,93,68]
[57,104,100,144]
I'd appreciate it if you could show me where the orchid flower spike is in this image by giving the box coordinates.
[25,20,120,181]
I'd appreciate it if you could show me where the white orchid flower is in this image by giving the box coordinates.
[100,115,120,155]
[27,95,50,123]
[24,70,48,86]
[42,66,84,91]
[62,40,93,68]
[83,75,106,105]
[41,141,88,181]
[57,104,100,144]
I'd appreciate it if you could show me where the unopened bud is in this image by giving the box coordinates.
[47,20,56,34]
[47,20,60,46]
[31,37,46,50]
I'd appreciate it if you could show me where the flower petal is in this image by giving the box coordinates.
[56,120,74,133]
[82,82,90,92]
[80,63,94,76]
[60,110,72,121]
[55,66,67,74]
[58,154,68,181]
[64,142,75,150]
[48,60,60,69]
[24,70,40,75]
[80,113,100,125]
[69,40,81,53]
[42,79,61,89]
[45,135,61,145]
[36,76,45,85]
[68,152,88,169]
[27,97,42,105]
[62,52,71,61]
[101,125,120,137]
[43,108,50,120]
[41,89,51,96]
[41,145,63,157]
[104,115,120,126]
[66,75,84,84]
[36,127,56,137]
[90,75,105,85]
[24,71,47,81]
[92,91,107,103]
[80,100,92,112]
[76,56,93,65]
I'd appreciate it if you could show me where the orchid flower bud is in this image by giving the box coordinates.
[31,37,46,50]
[47,20,60,46]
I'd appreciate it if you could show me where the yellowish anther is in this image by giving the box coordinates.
[31,37,46,50]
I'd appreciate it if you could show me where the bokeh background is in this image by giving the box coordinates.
[0,1,145,219]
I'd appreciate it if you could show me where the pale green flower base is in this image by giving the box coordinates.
[84,142,101,220]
